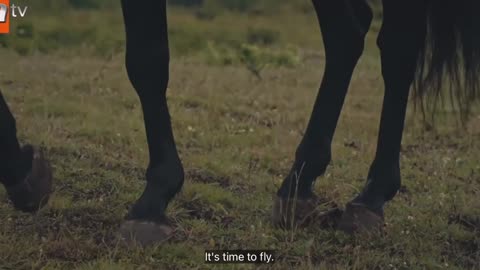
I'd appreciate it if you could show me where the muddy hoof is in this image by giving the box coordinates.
[119,220,175,247]
[272,195,341,229]
[6,145,53,213]
[338,202,384,235]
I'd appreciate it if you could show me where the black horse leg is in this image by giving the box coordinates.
[277,0,372,199]
[0,91,29,187]
[121,1,184,223]
[351,1,428,214]
[0,91,52,212]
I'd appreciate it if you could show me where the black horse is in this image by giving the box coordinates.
[0,0,478,246]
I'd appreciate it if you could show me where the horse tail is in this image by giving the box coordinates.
[413,0,480,122]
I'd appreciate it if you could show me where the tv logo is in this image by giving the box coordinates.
[0,0,29,34]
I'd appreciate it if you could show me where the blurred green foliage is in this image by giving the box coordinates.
[1,0,382,67]
[23,0,119,11]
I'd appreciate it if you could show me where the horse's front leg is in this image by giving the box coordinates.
[339,0,428,234]
[119,1,184,245]
[273,0,372,228]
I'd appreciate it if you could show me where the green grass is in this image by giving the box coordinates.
[0,4,479,270]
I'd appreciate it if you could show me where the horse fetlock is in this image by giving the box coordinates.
[354,161,401,211]
[295,144,332,178]
[146,158,185,202]
[126,187,169,222]
[277,142,332,198]
[277,160,326,199]
[369,161,401,199]
[6,145,52,213]
[126,158,184,222]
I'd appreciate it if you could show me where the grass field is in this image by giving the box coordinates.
[0,3,479,270]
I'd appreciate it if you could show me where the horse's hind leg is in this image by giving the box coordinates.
[339,0,428,233]
[0,92,52,212]
[119,0,184,245]
[274,0,372,227]
[0,92,25,187]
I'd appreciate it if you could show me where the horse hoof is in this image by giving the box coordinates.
[119,220,175,247]
[272,195,341,229]
[6,145,53,213]
[337,202,384,235]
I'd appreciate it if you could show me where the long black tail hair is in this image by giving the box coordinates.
[414,0,480,122]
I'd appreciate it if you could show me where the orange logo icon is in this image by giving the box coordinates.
[0,0,9,34]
